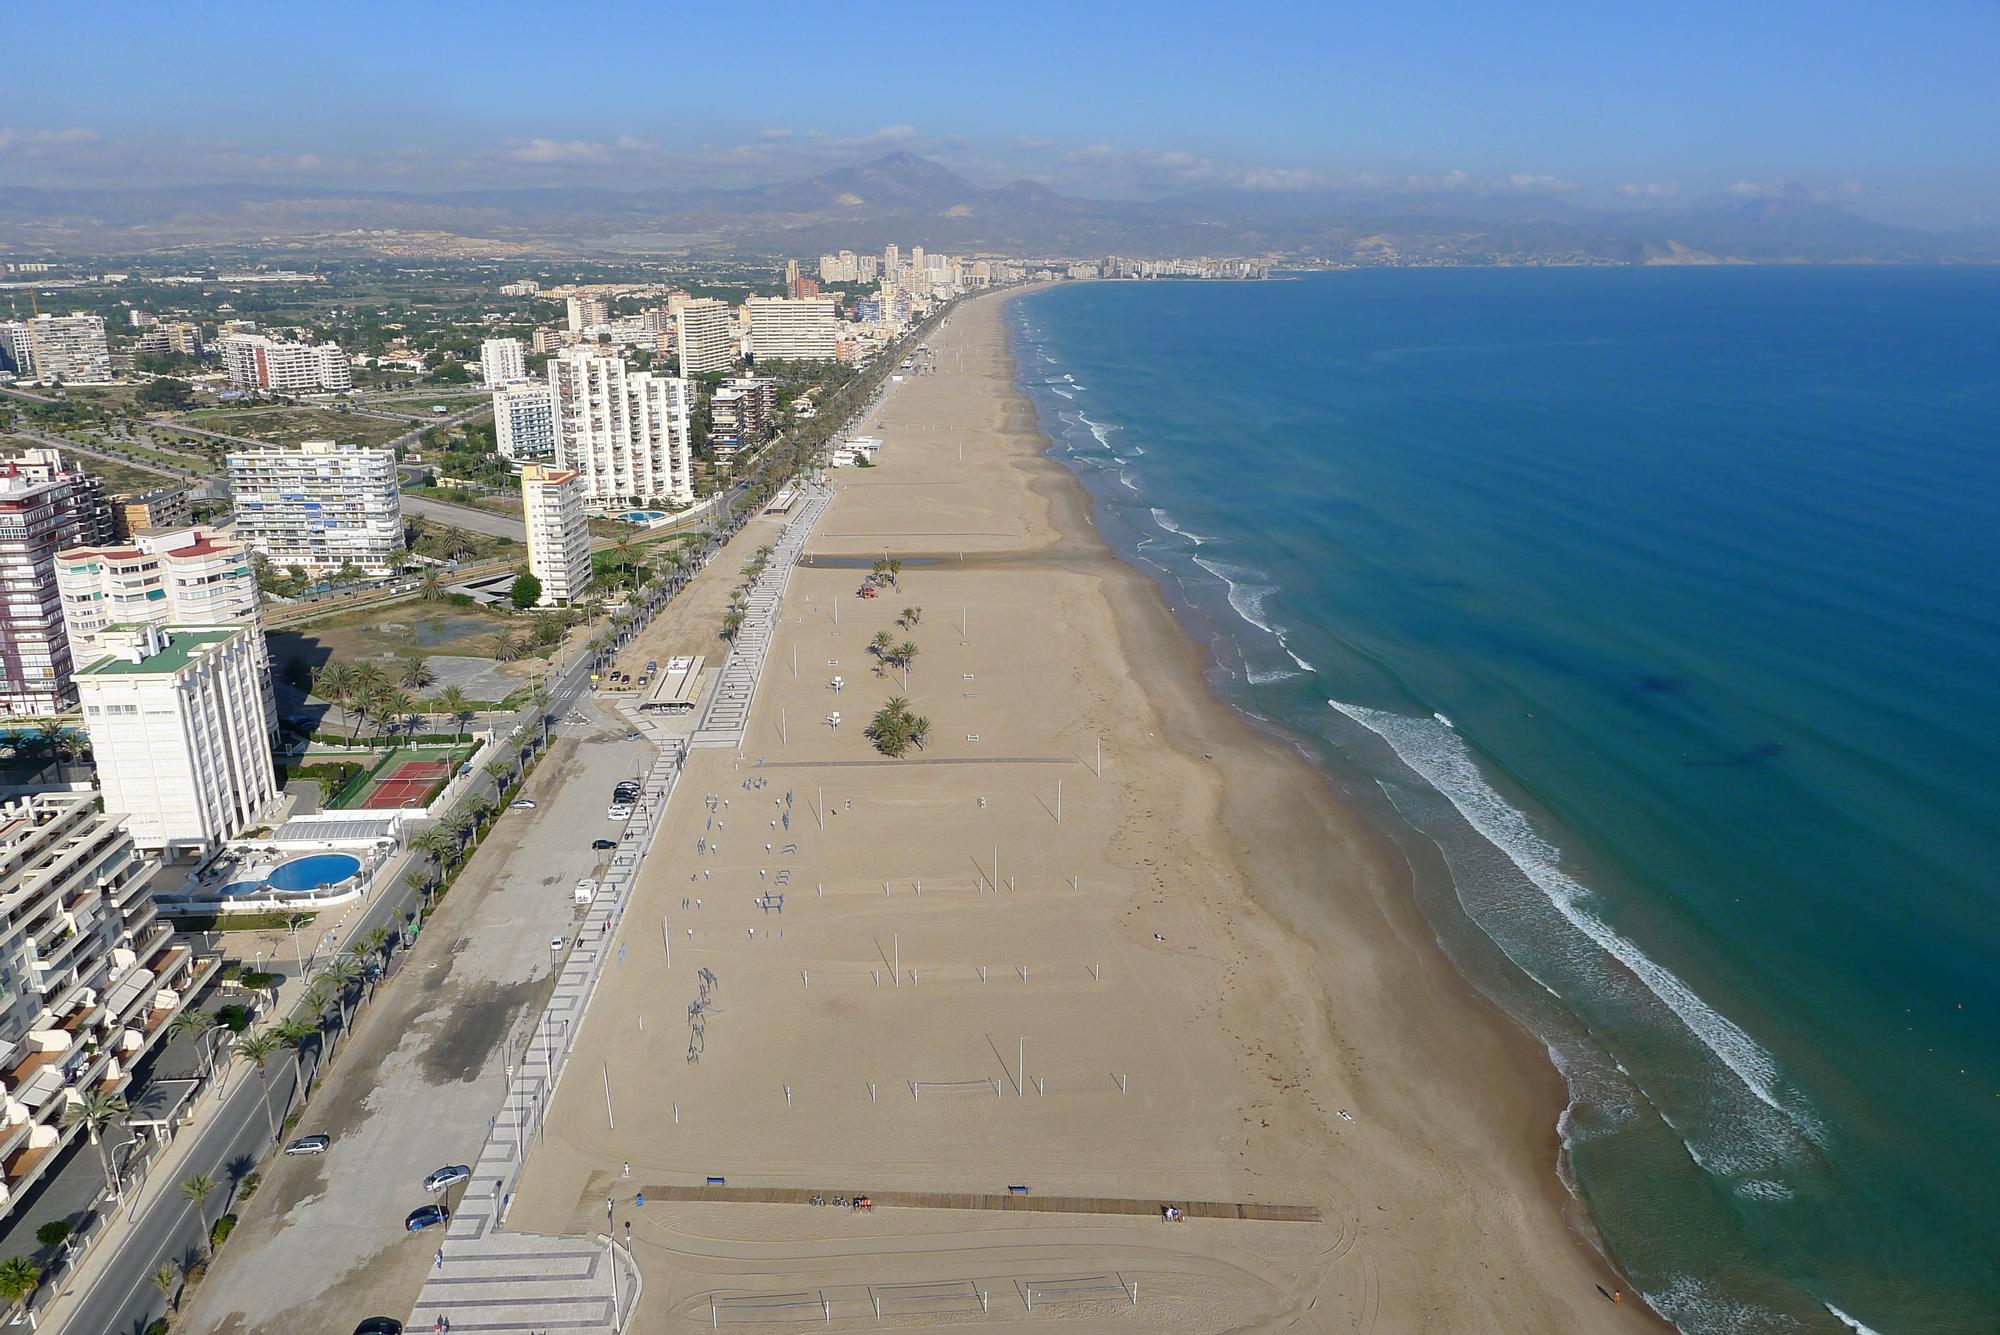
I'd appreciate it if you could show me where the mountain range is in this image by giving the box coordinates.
[1,152,1993,264]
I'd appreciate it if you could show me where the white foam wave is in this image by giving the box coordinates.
[1284,645,1317,672]
[1247,668,1305,684]
[1327,702,1825,1153]
[1049,386,1075,400]
[1737,1178,1794,1201]
[1149,509,1212,545]
[1647,1275,1805,1334]
[1077,413,1118,448]
[1194,557,1281,636]
[1825,1302,1886,1334]
[1116,470,1140,494]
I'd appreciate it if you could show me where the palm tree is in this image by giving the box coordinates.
[374,687,413,745]
[893,641,919,675]
[908,713,932,751]
[318,955,364,1034]
[150,1259,181,1313]
[409,824,452,871]
[865,702,916,758]
[181,1175,218,1256]
[900,606,922,628]
[419,569,446,602]
[348,661,388,698]
[721,608,746,638]
[484,758,513,796]
[0,1256,39,1313]
[313,662,352,706]
[491,631,524,662]
[233,1032,281,1141]
[434,685,470,741]
[60,1090,130,1202]
[868,630,893,660]
[166,1008,218,1081]
[275,1016,319,1091]
[887,558,903,585]
[398,654,434,690]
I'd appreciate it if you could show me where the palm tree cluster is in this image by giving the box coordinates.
[867,632,920,676]
[864,696,931,758]
[310,658,476,743]
[867,558,904,589]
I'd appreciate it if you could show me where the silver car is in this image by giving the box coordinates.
[284,1134,330,1156]
[422,1164,471,1193]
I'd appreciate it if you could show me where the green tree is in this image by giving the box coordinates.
[150,1259,181,1313]
[433,685,471,741]
[33,1219,71,1257]
[509,572,542,609]
[398,654,434,690]
[233,1033,282,1141]
[135,378,194,411]
[181,1175,218,1255]
[60,1090,130,1202]
[0,1255,40,1310]
[419,569,446,602]
[166,1008,220,1081]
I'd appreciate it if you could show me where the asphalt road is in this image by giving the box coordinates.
[398,489,525,541]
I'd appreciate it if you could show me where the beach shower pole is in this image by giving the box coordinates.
[816,786,823,831]
[662,917,671,969]
[602,1063,615,1130]
[1056,780,1062,823]
[1095,738,1101,777]
[1019,1037,1024,1098]
[894,932,900,986]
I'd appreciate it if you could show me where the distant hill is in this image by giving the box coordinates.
[1,151,1992,264]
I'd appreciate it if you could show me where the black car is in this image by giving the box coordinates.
[353,1321,403,1335]
[404,1203,449,1231]
[592,838,617,851]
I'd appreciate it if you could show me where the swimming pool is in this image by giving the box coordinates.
[265,853,362,892]
[618,510,667,524]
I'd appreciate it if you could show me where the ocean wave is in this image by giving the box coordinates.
[1646,1275,1805,1335]
[1194,556,1318,674]
[1049,386,1075,399]
[1149,509,1212,545]
[1824,1302,1886,1334]
[1246,668,1305,684]
[1327,702,1826,1163]
[1116,469,1141,494]
[1077,413,1118,448]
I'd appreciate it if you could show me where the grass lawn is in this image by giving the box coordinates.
[180,406,410,448]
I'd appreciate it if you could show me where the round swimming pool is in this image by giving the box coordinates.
[265,853,362,892]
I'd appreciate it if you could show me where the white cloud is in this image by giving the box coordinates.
[507,138,613,164]
[757,128,793,141]
[1616,181,1681,199]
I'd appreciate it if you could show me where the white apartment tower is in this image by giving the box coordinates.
[566,295,610,334]
[76,625,277,856]
[227,440,402,573]
[217,334,353,394]
[480,336,528,388]
[492,381,558,461]
[54,526,275,730]
[520,464,593,606]
[746,296,838,362]
[674,299,735,377]
[549,350,694,508]
[0,315,112,384]
[0,449,111,716]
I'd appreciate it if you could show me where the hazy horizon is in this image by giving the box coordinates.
[4,0,1998,230]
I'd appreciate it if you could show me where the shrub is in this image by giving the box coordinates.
[214,1004,252,1032]
[34,1219,71,1252]
[237,1172,261,1202]
[146,1321,169,1335]
[208,1214,236,1250]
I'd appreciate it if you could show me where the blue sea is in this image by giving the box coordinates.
[1010,267,2000,1335]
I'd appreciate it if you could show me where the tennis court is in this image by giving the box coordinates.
[358,757,452,809]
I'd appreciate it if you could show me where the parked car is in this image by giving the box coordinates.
[508,798,536,810]
[592,838,617,851]
[422,1164,472,1193]
[284,1134,330,1156]
[625,730,641,741]
[352,1321,403,1335]
[607,806,633,821]
[404,1204,449,1231]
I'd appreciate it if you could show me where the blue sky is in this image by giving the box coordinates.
[5,0,1997,225]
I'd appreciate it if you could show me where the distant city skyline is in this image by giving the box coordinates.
[3,1,1998,227]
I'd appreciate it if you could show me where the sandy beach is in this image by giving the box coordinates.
[509,288,1666,1331]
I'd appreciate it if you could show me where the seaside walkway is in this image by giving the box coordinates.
[689,482,832,749]
[398,740,693,1331]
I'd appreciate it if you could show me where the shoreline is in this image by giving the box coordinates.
[512,284,1668,1331]
[990,282,1663,1320]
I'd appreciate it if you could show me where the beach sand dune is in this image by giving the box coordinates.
[510,291,1664,1331]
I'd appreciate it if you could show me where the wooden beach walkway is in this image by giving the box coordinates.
[639,1183,1321,1222]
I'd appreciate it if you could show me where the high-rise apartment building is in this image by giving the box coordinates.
[549,349,694,508]
[480,336,527,388]
[108,486,191,540]
[709,377,777,454]
[56,527,261,664]
[227,440,402,573]
[217,334,353,394]
[0,790,211,1216]
[519,464,592,607]
[0,450,112,716]
[500,279,541,296]
[492,381,558,462]
[674,299,735,377]
[162,321,204,357]
[566,295,610,334]
[746,297,838,362]
[0,315,112,385]
[76,625,277,856]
